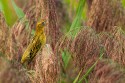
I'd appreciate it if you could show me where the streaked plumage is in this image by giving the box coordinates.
[21,19,46,65]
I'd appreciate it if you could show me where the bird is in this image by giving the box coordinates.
[21,19,46,65]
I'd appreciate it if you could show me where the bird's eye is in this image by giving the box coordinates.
[41,21,45,26]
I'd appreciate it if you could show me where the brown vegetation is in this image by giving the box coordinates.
[71,27,125,81]
[1,0,125,83]
[35,44,59,83]
[89,59,125,83]
[0,58,30,83]
[87,0,125,32]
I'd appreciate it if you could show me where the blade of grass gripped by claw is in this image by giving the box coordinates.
[78,46,104,83]
[68,0,86,38]
[0,0,18,27]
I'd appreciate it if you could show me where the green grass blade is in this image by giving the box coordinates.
[61,49,71,69]
[84,78,88,83]
[73,70,82,83]
[0,0,18,27]
[78,46,104,83]
[78,60,98,83]
[69,0,86,37]
[11,0,25,19]
[122,0,125,8]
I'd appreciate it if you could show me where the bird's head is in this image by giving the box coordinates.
[36,19,46,34]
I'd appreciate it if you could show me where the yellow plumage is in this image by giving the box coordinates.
[21,19,46,65]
